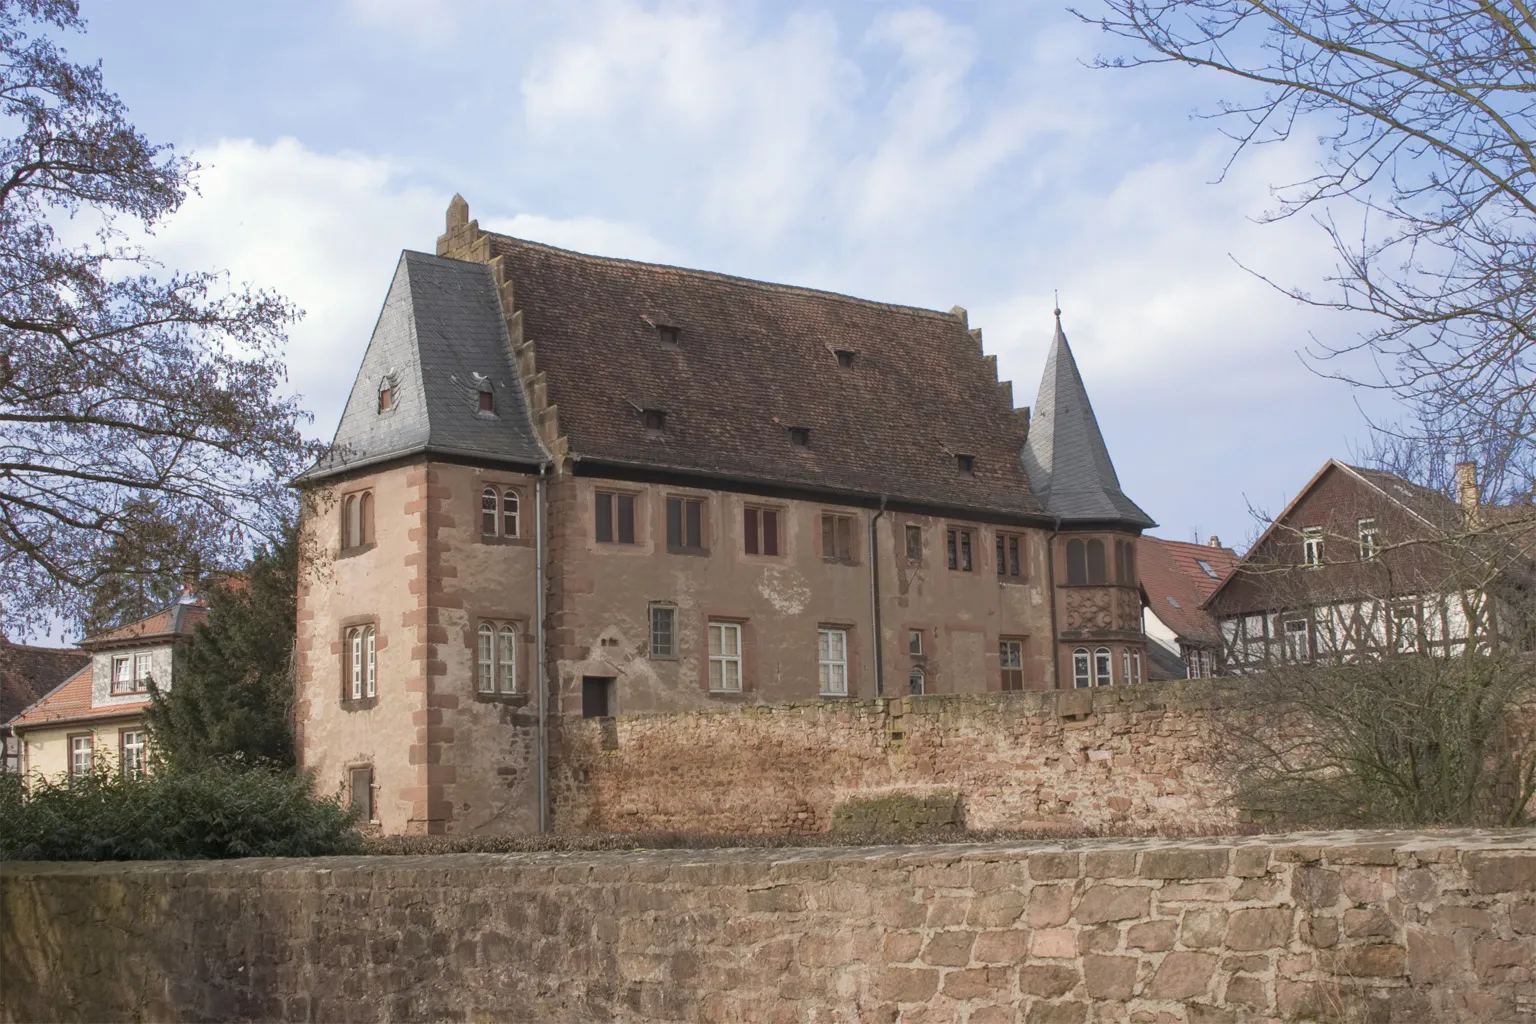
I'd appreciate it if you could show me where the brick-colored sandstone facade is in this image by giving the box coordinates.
[5,831,1534,1022]
[296,198,1155,836]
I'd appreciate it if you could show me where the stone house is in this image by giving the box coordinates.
[7,597,205,780]
[1139,535,1239,679]
[293,196,1154,836]
[1206,459,1536,668]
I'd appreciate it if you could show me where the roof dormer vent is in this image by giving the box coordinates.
[656,324,681,349]
[834,349,856,370]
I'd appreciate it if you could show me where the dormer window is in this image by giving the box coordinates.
[378,376,396,413]
[642,409,667,433]
[478,390,494,414]
[955,453,975,475]
[657,324,681,349]
[834,349,856,370]
[788,426,811,447]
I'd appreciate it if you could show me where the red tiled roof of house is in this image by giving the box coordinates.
[80,600,207,649]
[484,233,1045,520]
[0,641,91,723]
[8,664,150,730]
[1140,536,1241,646]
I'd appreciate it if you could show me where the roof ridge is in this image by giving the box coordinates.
[463,235,968,324]
[1147,536,1237,554]
[0,640,84,655]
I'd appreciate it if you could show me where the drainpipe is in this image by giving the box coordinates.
[535,463,549,833]
[870,496,888,697]
[1046,518,1061,689]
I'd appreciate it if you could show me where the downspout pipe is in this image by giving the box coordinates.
[871,496,887,697]
[1046,517,1061,689]
[535,462,549,833]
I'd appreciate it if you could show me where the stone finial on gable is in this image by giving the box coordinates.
[437,193,485,259]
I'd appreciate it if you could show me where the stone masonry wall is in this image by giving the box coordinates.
[552,683,1230,836]
[3,831,1534,1022]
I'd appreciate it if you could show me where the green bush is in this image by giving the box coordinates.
[0,763,362,861]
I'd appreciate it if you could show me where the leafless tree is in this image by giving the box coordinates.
[1078,0,1536,500]
[0,2,317,634]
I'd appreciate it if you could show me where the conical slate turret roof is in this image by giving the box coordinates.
[299,251,548,481]
[1021,314,1154,528]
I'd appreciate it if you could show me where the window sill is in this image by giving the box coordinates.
[667,547,710,557]
[822,558,859,567]
[819,692,856,700]
[340,697,378,712]
[706,689,749,699]
[109,688,148,697]
[648,653,679,662]
[473,691,529,706]
[480,534,530,547]
[339,543,376,560]
[997,575,1029,585]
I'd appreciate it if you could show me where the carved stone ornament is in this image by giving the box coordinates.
[1064,588,1114,632]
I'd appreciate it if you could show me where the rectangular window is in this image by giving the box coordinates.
[1122,649,1143,685]
[905,524,922,562]
[743,507,780,556]
[132,652,152,689]
[818,628,849,696]
[708,622,742,692]
[908,629,923,656]
[649,604,676,659]
[595,492,637,544]
[349,766,374,821]
[1094,648,1113,687]
[996,533,1024,579]
[1392,604,1420,653]
[70,734,93,779]
[1073,649,1091,689]
[666,496,705,552]
[1000,639,1024,691]
[120,730,147,778]
[821,514,855,563]
[946,528,974,572]
[1285,619,1311,661]
[581,676,616,718]
[1358,518,1379,560]
[1302,527,1324,567]
[111,655,133,695]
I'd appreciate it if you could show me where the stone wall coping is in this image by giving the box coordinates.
[5,826,1532,879]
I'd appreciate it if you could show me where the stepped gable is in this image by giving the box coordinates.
[481,232,1042,519]
[1021,313,1154,528]
[302,251,547,482]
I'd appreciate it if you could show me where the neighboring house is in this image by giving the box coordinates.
[0,640,90,772]
[7,597,206,781]
[293,196,1156,836]
[1205,459,1535,670]
[1139,536,1241,679]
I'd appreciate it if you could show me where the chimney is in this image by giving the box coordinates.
[1208,535,1221,548]
[1455,461,1480,513]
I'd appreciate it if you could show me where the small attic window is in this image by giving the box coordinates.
[955,453,975,475]
[656,324,681,349]
[377,376,397,414]
[788,427,811,448]
[642,409,667,433]
[1167,596,1181,609]
[834,349,856,370]
[478,390,494,414]
[1196,559,1219,579]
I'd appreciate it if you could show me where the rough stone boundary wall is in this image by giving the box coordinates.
[553,683,1233,835]
[4,831,1534,1022]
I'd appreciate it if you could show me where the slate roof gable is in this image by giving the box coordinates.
[1021,316,1153,528]
[302,251,547,481]
[477,233,1045,519]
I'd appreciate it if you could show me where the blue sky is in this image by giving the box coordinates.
[76,0,1389,552]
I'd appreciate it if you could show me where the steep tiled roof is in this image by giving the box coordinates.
[8,665,149,730]
[483,233,1044,519]
[80,600,207,649]
[302,251,548,481]
[1140,536,1240,645]
[1021,316,1153,528]
[0,641,89,724]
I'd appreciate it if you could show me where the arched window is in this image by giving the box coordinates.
[481,488,498,536]
[498,625,518,694]
[477,624,495,693]
[1086,540,1107,584]
[909,667,925,696]
[1121,540,1136,584]
[1073,648,1091,689]
[1094,647,1112,686]
[1067,539,1087,585]
[360,492,374,546]
[502,490,520,539]
[344,495,360,550]
[365,627,377,698]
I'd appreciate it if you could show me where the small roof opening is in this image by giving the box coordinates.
[642,409,667,433]
[1196,559,1219,579]
[657,324,681,349]
[788,426,811,448]
[478,390,494,413]
[955,453,975,475]
[834,349,856,370]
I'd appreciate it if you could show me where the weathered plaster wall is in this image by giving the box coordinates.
[4,832,1533,1023]
[548,475,1056,720]
[551,684,1228,836]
